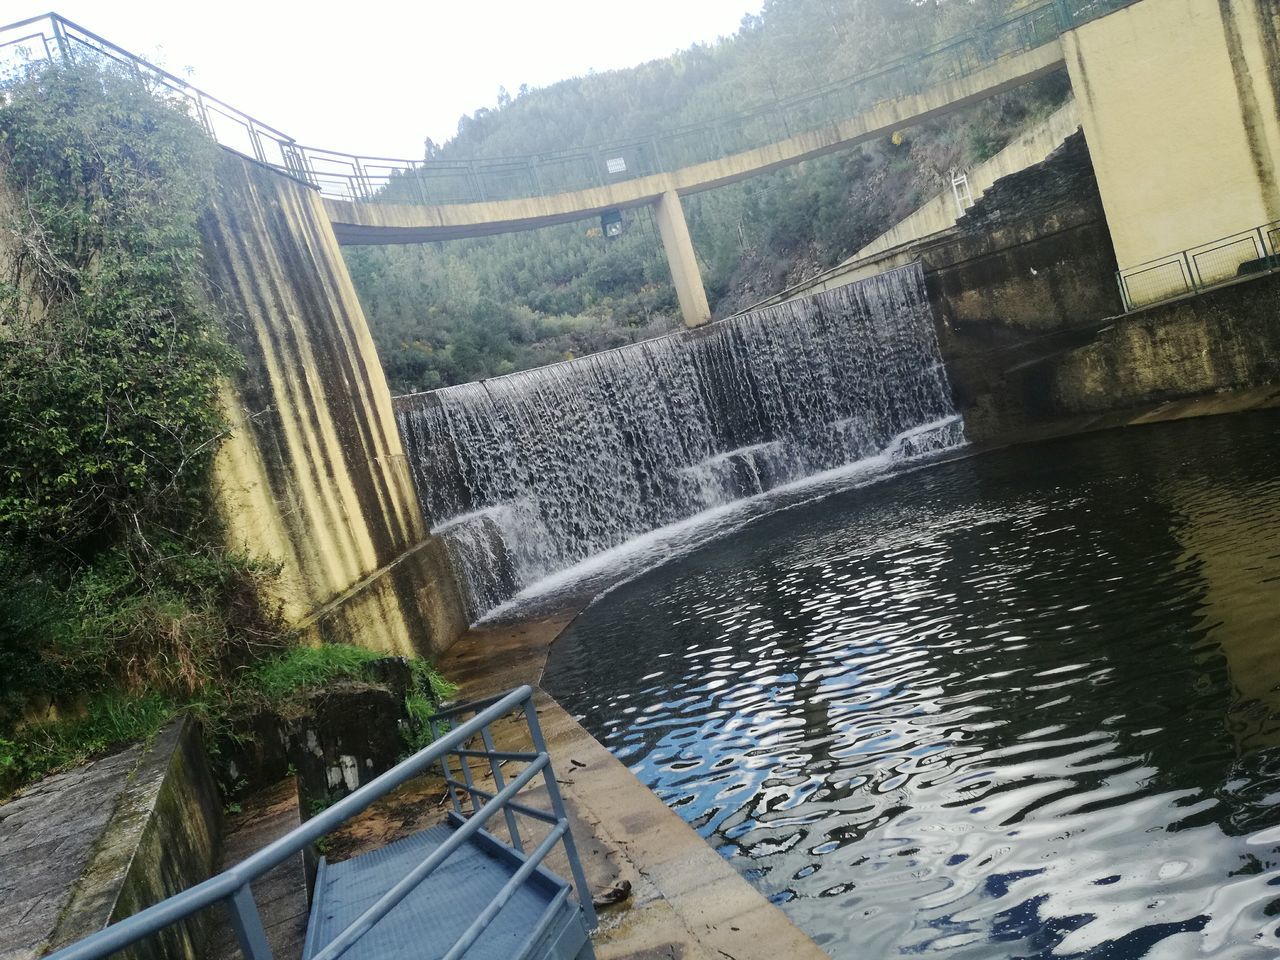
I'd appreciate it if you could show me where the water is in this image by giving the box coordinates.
[544,411,1280,958]
[395,263,961,620]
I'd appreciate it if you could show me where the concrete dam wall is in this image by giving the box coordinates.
[204,153,467,656]
[395,263,964,620]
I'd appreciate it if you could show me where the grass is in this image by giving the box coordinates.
[0,643,455,800]
[243,644,387,703]
[0,692,174,790]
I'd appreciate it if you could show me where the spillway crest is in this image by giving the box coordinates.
[394,262,962,618]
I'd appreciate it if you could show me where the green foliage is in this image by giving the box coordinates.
[411,657,457,703]
[0,693,174,790]
[243,644,386,703]
[402,659,458,754]
[351,1,1072,393]
[0,642,457,797]
[0,60,295,795]
[0,61,235,551]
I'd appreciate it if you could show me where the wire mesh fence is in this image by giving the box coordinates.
[1117,220,1280,311]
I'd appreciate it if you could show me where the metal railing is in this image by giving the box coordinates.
[1116,219,1280,311]
[43,684,596,960]
[1,3,1138,206]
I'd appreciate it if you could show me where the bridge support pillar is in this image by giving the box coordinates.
[654,189,711,327]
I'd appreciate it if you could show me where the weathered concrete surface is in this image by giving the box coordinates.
[655,189,712,327]
[204,153,467,657]
[923,131,1121,338]
[745,101,1092,313]
[0,744,144,960]
[322,40,1067,247]
[0,719,222,960]
[1066,0,1280,283]
[854,98,1083,263]
[208,779,309,960]
[1025,274,1280,421]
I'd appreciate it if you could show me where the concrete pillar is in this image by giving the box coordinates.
[654,189,711,327]
[1064,0,1280,277]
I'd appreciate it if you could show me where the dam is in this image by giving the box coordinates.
[396,264,961,618]
[1,0,1279,958]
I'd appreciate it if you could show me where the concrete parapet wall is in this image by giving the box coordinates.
[0,719,222,960]
[854,98,1082,262]
[322,40,1067,245]
[744,99,1086,310]
[204,154,467,656]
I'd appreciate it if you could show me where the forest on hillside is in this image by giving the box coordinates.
[344,0,1072,394]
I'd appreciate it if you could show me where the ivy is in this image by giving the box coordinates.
[0,59,290,789]
[0,61,236,551]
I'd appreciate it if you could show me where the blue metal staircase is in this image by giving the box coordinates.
[41,686,597,960]
[305,818,590,960]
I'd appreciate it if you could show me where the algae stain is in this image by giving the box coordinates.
[1219,0,1280,221]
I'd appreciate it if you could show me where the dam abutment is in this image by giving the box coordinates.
[204,153,468,657]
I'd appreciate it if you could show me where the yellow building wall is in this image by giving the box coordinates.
[1065,0,1280,299]
[205,153,467,657]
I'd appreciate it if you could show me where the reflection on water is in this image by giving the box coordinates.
[544,411,1280,958]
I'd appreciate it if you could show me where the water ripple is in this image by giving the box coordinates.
[546,411,1280,958]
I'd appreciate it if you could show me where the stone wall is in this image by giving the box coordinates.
[914,125,1280,444]
[205,153,468,655]
[215,658,421,805]
[1017,272,1280,426]
[919,131,1125,437]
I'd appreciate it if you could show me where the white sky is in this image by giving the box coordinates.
[25,1,763,158]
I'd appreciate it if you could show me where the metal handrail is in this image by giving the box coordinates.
[42,684,597,960]
[0,3,1140,205]
[1116,218,1280,311]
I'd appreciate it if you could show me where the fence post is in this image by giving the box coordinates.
[227,885,274,960]
[414,163,431,207]
[353,157,370,202]
[522,700,597,932]
[479,724,525,853]
[431,719,466,816]
[50,16,71,60]
[1183,251,1199,293]
[187,92,214,140]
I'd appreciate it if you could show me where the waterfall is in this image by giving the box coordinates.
[395,262,963,619]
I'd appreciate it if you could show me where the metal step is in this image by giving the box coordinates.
[303,820,591,960]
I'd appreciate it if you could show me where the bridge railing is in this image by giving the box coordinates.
[1116,219,1280,311]
[0,3,1138,207]
[0,14,308,180]
[40,684,597,960]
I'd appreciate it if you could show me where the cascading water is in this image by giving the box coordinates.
[394,262,964,619]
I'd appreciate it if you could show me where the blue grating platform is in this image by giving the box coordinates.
[303,819,592,960]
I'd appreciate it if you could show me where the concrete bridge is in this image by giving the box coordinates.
[320,0,1280,323]
[322,40,1068,327]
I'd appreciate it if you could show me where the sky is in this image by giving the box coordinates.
[21,1,764,159]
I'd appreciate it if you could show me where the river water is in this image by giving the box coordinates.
[544,410,1280,958]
